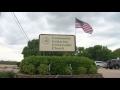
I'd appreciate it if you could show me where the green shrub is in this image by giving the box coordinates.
[0,71,9,78]
[38,64,49,75]
[20,56,97,75]
[49,58,66,75]
[6,71,16,78]
[87,65,98,74]
[19,56,49,74]
[0,71,16,78]
[77,67,87,74]
[21,64,36,75]
[64,65,72,75]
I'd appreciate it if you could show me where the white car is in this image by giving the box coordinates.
[95,61,107,68]
[13,66,19,69]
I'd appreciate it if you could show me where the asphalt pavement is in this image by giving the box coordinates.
[98,67,120,78]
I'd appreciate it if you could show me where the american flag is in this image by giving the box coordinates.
[75,18,93,34]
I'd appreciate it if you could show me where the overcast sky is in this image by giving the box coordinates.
[0,12,120,61]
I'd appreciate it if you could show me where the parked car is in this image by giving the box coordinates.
[3,66,7,69]
[95,61,107,68]
[106,59,120,69]
[103,62,107,68]
[13,66,19,69]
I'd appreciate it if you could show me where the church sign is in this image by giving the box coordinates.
[39,34,76,52]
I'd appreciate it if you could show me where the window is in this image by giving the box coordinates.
[112,60,116,62]
[95,61,103,63]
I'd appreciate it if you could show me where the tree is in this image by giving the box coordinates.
[87,45,113,61]
[17,62,21,67]
[76,47,85,56]
[77,45,113,61]
[112,48,120,59]
[22,39,42,58]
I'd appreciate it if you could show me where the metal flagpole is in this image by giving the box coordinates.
[75,17,76,37]
[75,17,77,53]
[75,27,76,37]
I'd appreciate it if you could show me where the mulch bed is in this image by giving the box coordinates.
[16,73,103,78]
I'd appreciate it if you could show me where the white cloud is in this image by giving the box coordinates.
[0,45,23,61]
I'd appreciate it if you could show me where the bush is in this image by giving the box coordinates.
[37,64,49,75]
[0,71,16,78]
[87,65,98,74]
[77,67,87,74]
[20,56,97,75]
[0,71,9,78]
[64,65,72,75]
[6,71,16,78]
[50,59,67,75]
[21,64,36,75]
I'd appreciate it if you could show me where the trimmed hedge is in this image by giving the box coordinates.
[38,64,49,75]
[0,71,16,78]
[19,56,98,75]
[77,67,87,74]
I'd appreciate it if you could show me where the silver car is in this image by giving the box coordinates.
[13,66,19,69]
[95,61,107,68]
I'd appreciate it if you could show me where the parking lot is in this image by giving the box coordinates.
[0,65,19,73]
[98,68,120,78]
[0,68,19,73]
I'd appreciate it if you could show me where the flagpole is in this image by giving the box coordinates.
[75,27,76,37]
[75,17,76,37]
[75,17,77,53]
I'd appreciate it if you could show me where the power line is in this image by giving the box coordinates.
[12,12,30,41]
[11,12,28,41]
[11,12,30,41]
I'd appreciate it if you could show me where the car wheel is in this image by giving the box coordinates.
[114,65,119,69]
[97,65,100,68]
[109,67,113,69]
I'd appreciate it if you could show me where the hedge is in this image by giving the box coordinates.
[19,56,98,75]
[0,71,16,78]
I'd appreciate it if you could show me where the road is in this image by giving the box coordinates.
[0,68,19,73]
[0,64,19,73]
[98,68,120,78]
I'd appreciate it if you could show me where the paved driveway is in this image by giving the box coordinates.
[98,68,120,78]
